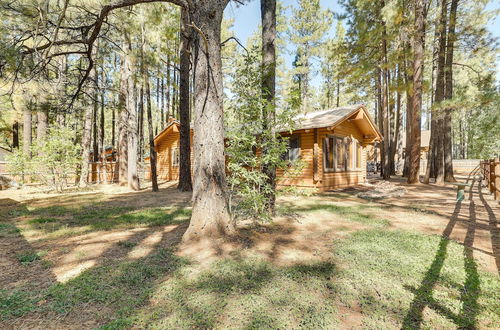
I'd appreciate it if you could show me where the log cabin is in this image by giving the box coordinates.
[147,104,382,191]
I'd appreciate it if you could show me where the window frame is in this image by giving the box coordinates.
[348,138,362,171]
[323,135,348,173]
[171,147,180,167]
[323,135,363,173]
[283,134,301,163]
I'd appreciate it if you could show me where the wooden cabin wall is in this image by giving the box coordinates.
[146,127,194,181]
[151,120,370,192]
[277,120,368,191]
[318,120,367,191]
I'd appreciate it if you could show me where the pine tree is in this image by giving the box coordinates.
[289,0,332,112]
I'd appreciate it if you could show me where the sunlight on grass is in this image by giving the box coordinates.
[133,257,338,329]
[17,205,191,238]
[333,230,500,329]
[1,229,498,329]
[280,202,390,226]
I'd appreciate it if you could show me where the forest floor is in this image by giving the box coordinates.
[0,178,499,329]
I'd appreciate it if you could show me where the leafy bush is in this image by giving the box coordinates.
[6,148,31,184]
[30,127,81,192]
[226,47,299,221]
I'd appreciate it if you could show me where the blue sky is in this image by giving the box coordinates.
[224,0,500,82]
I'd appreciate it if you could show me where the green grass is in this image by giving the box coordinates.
[1,228,499,328]
[0,290,38,320]
[281,202,390,226]
[0,223,20,238]
[15,251,46,264]
[18,205,191,237]
[333,230,500,329]
[2,195,499,329]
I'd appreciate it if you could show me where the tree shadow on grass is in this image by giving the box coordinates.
[1,218,190,328]
[131,257,338,329]
[402,182,480,329]
[477,184,499,274]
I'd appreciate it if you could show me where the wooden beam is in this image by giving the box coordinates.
[313,128,320,182]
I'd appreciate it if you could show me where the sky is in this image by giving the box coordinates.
[224,0,500,83]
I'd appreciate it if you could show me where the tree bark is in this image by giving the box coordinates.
[80,101,93,186]
[261,0,277,213]
[408,0,428,184]
[12,121,19,149]
[36,108,48,141]
[118,50,128,185]
[145,70,159,192]
[177,7,193,192]
[434,0,448,185]
[123,38,140,191]
[402,45,413,178]
[182,0,236,241]
[166,55,171,121]
[376,68,383,175]
[92,65,99,162]
[138,85,144,162]
[443,0,458,182]
[390,68,401,175]
[380,1,391,180]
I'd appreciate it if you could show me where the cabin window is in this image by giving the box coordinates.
[283,135,301,163]
[171,147,180,167]
[350,140,362,169]
[324,136,352,172]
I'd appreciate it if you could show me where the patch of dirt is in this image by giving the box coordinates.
[357,180,407,199]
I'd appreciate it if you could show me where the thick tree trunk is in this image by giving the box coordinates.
[402,46,413,178]
[80,103,93,186]
[380,0,391,180]
[261,0,277,213]
[178,7,193,192]
[145,70,159,192]
[161,77,165,123]
[182,0,235,241]
[390,75,401,175]
[443,0,458,182]
[100,68,105,155]
[122,39,140,191]
[408,0,428,184]
[36,108,48,141]
[376,68,383,175]
[138,85,144,162]
[92,71,99,162]
[166,55,171,121]
[434,0,448,185]
[12,121,19,149]
[118,52,128,185]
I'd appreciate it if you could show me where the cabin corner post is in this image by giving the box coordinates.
[313,128,320,182]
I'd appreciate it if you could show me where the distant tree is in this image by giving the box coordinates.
[177,7,193,192]
[408,0,429,184]
[289,0,332,112]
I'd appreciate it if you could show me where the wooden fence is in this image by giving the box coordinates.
[481,158,500,201]
[86,161,149,184]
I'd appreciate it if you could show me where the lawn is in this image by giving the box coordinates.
[0,182,499,329]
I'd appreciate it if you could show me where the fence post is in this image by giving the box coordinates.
[489,159,495,194]
[495,158,500,201]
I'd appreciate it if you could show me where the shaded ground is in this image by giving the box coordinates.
[0,178,498,329]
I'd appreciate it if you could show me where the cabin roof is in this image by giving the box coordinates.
[154,104,382,145]
[153,120,180,145]
[290,104,365,131]
[282,104,382,142]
